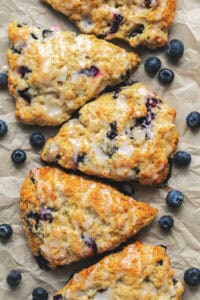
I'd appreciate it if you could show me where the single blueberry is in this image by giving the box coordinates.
[18,87,32,103]
[165,39,184,61]
[11,149,27,164]
[128,24,145,38]
[144,0,152,8]
[30,132,46,149]
[109,14,124,34]
[35,254,51,271]
[80,66,99,77]
[17,66,32,78]
[173,151,191,167]
[184,268,200,286]
[158,68,174,84]
[144,57,161,76]
[159,215,174,231]
[0,120,8,137]
[32,287,49,300]
[7,270,22,287]
[166,190,184,208]
[186,111,200,129]
[42,30,53,39]
[0,224,13,242]
[0,72,8,88]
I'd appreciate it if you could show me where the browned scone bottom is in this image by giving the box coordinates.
[7,22,140,126]
[54,242,184,300]
[20,167,157,269]
[42,0,176,49]
[41,83,179,185]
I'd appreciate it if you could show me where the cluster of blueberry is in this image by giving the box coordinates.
[145,39,184,84]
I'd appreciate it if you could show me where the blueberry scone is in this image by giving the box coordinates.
[20,167,157,269]
[53,242,184,300]
[41,83,178,185]
[42,0,176,49]
[7,22,140,126]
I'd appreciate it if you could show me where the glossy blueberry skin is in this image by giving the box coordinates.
[173,151,191,167]
[30,132,46,149]
[166,190,184,208]
[158,68,174,84]
[165,39,184,60]
[0,72,8,88]
[159,215,174,231]
[0,120,8,137]
[184,268,200,286]
[186,111,200,129]
[32,287,49,300]
[0,224,13,242]
[7,270,22,287]
[144,57,161,76]
[11,149,27,164]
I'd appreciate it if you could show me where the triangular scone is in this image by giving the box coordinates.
[42,0,176,49]
[7,23,140,126]
[53,242,184,300]
[41,83,179,185]
[20,167,157,269]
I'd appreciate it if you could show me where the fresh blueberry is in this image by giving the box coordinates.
[7,270,22,287]
[11,149,27,164]
[144,57,161,76]
[32,287,48,300]
[158,68,174,84]
[184,268,200,286]
[0,120,8,137]
[166,190,184,208]
[165,39,184,61]
[30,132,46,149]
[0,72,8,88]
[0,224,13,242]
[173,151,191,167]
[159,215,174,231]
[186,111,200,129]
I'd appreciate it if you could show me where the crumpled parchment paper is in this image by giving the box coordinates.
[0,0,200,299]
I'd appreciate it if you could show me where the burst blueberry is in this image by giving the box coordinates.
[145,57,161,76]
[109,14,124,34]
[128,24,144,38]
[186,111,200,129]
[0,224,13,242]
[7,270,22,287]
[11,149,27,164]
[184,268,200,286]
[30,132,46,149]
[159,215,174,231]
[0,120,8,137]
[173,151,191,167]
[165,39,184,61]
[166,190,184,208]
[0,72,8,88]
[158,68,174,84]
[32,287,49,300]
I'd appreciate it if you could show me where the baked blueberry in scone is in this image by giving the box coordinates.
[41,83,179,186]
[41,0,176,49]
[20,167,157,269]
[53,242,184,300]
[7,22,140,126]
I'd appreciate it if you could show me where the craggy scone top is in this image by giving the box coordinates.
[42,83,179,185]
[42,0,176,49]
[7,22,140,126]
[54,242,184,300]
[20,167,157,269]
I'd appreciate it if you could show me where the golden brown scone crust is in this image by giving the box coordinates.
[20,167,157,269]
[42,0,176,49]
[7,22,140,126]
[54,242,184,300]
[41,83,179,185]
